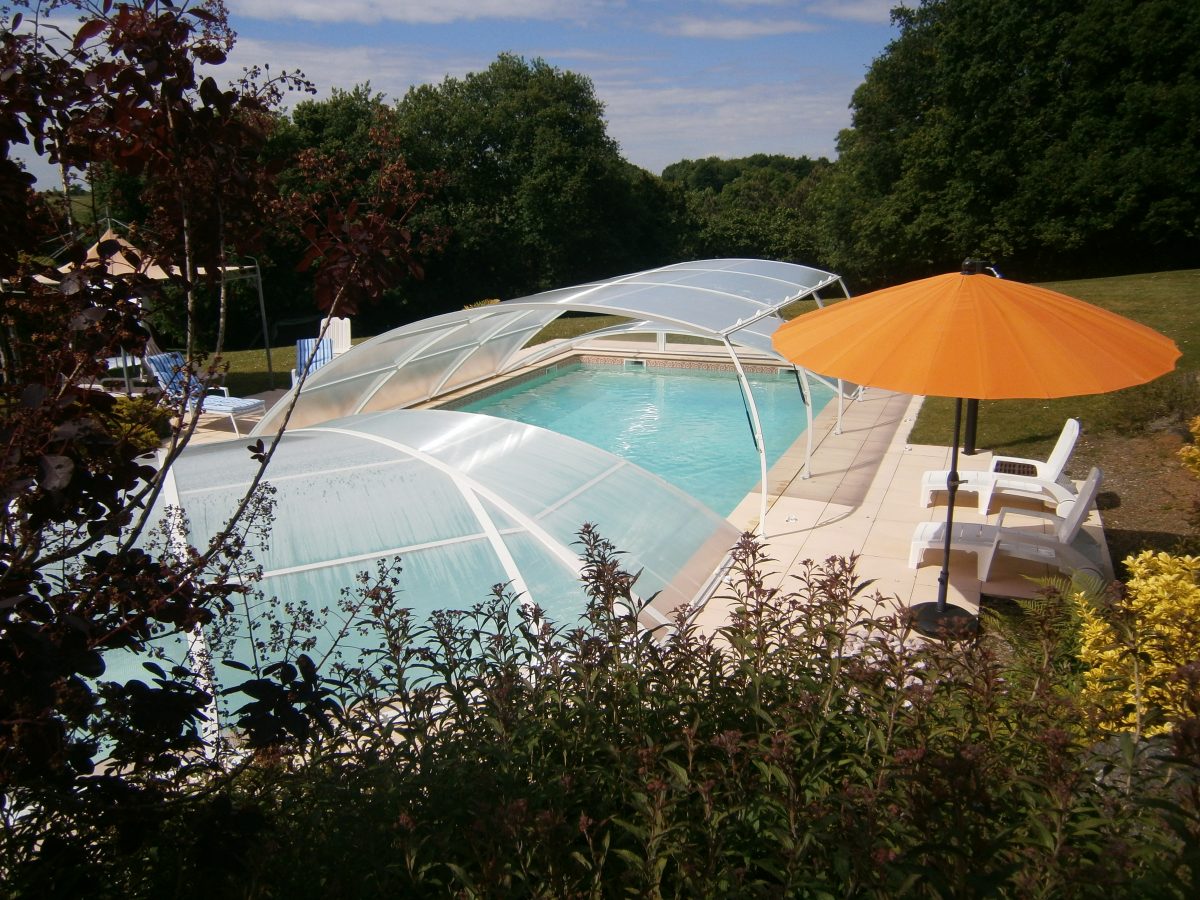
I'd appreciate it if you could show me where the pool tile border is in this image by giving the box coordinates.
[437,353,795,410]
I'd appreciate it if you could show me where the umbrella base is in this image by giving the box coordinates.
[910,601,979,640]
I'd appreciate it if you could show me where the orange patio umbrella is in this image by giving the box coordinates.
[771,263,1181,635]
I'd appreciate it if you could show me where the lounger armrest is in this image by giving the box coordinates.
[207,385,231,397]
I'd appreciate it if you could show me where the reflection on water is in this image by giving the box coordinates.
[457,363,832,515]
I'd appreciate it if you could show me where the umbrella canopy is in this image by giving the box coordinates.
[771,272,1180,399]
[60,228,258,282]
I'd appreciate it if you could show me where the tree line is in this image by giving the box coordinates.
[75,0,1197,347]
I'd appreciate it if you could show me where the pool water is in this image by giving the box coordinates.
[455,362,833,515]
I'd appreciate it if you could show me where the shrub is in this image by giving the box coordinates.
[102,394,173,454]
[30,529,1192,898]
[1075,552,1200,736]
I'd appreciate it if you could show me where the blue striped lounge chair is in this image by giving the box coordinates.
[291,337,334,386]
[145,352,266,436]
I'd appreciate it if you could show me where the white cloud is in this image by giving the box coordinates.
[666,16,821,39]
[698,0,894,23]
[224,37,476,105]
[227,34,854,173]
[229,0,604,25]
[806,1,895,25]
[597,76,854,172]
[716,1,802,7]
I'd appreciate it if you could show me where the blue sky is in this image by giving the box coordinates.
[21,1,900,184]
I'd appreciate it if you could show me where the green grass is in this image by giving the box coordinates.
[220,345,298,396]
[906,269,1200,457]
[219,314,707,395]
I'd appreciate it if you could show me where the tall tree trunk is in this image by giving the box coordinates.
[214,201,228,354]
[58,162,75,234]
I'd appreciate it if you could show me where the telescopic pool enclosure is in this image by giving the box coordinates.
[256,259,847,435]
[165,260,852,636]
[253,259,852,531]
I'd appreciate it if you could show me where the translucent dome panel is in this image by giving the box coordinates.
[161,410,739,663]
[253,258,843,434]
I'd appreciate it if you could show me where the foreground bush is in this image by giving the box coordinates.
[1076,552,1200,737]
[5,530,1199,897]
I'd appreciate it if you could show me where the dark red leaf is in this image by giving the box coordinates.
[193,47,227,65]
[73,19,107,50]
[199,75,222,109]
[39,455,74,491]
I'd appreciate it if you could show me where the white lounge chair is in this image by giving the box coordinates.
[145,352,266,436]
[290,337,334,386]
[919,417,1081,513]
[909,466,1105,581]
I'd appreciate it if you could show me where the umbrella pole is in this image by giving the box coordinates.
[937,398,962,611]
[911,397,978,638]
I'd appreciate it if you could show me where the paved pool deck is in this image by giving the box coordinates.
[692,386,1111,631]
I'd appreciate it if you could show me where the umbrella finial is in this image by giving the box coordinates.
[962,257,1003,278]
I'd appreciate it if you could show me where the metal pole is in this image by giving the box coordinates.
[798,367,814,480]
[963,399,979,455]
[723,338,770,538]
[935,398,963,613]
[247,257,273,388]
[910,396,978,638]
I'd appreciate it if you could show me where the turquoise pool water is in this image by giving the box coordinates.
[455,362,833,515]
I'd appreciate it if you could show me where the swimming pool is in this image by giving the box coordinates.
[453,361,834,515]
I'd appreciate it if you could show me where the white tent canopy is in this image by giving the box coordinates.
[252,259,852,533]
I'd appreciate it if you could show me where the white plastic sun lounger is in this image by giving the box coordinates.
[909,466,1104,581]
[919,417,1080,513]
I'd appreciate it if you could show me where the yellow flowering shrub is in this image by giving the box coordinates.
[1075,550,1200,734]
[1178,415,1200,478]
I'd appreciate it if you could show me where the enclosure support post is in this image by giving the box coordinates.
[724,339,770,538]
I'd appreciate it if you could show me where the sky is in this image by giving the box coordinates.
[18,0,900,185]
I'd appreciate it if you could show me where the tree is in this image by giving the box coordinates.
[258,84,447,337]
[0,0,431,879]
[392,55,685,314]
[662,154,831,262]
[275,83,393,198]
[1,0,258,843]
[67,1,313,355]
[807,0,1200,285]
